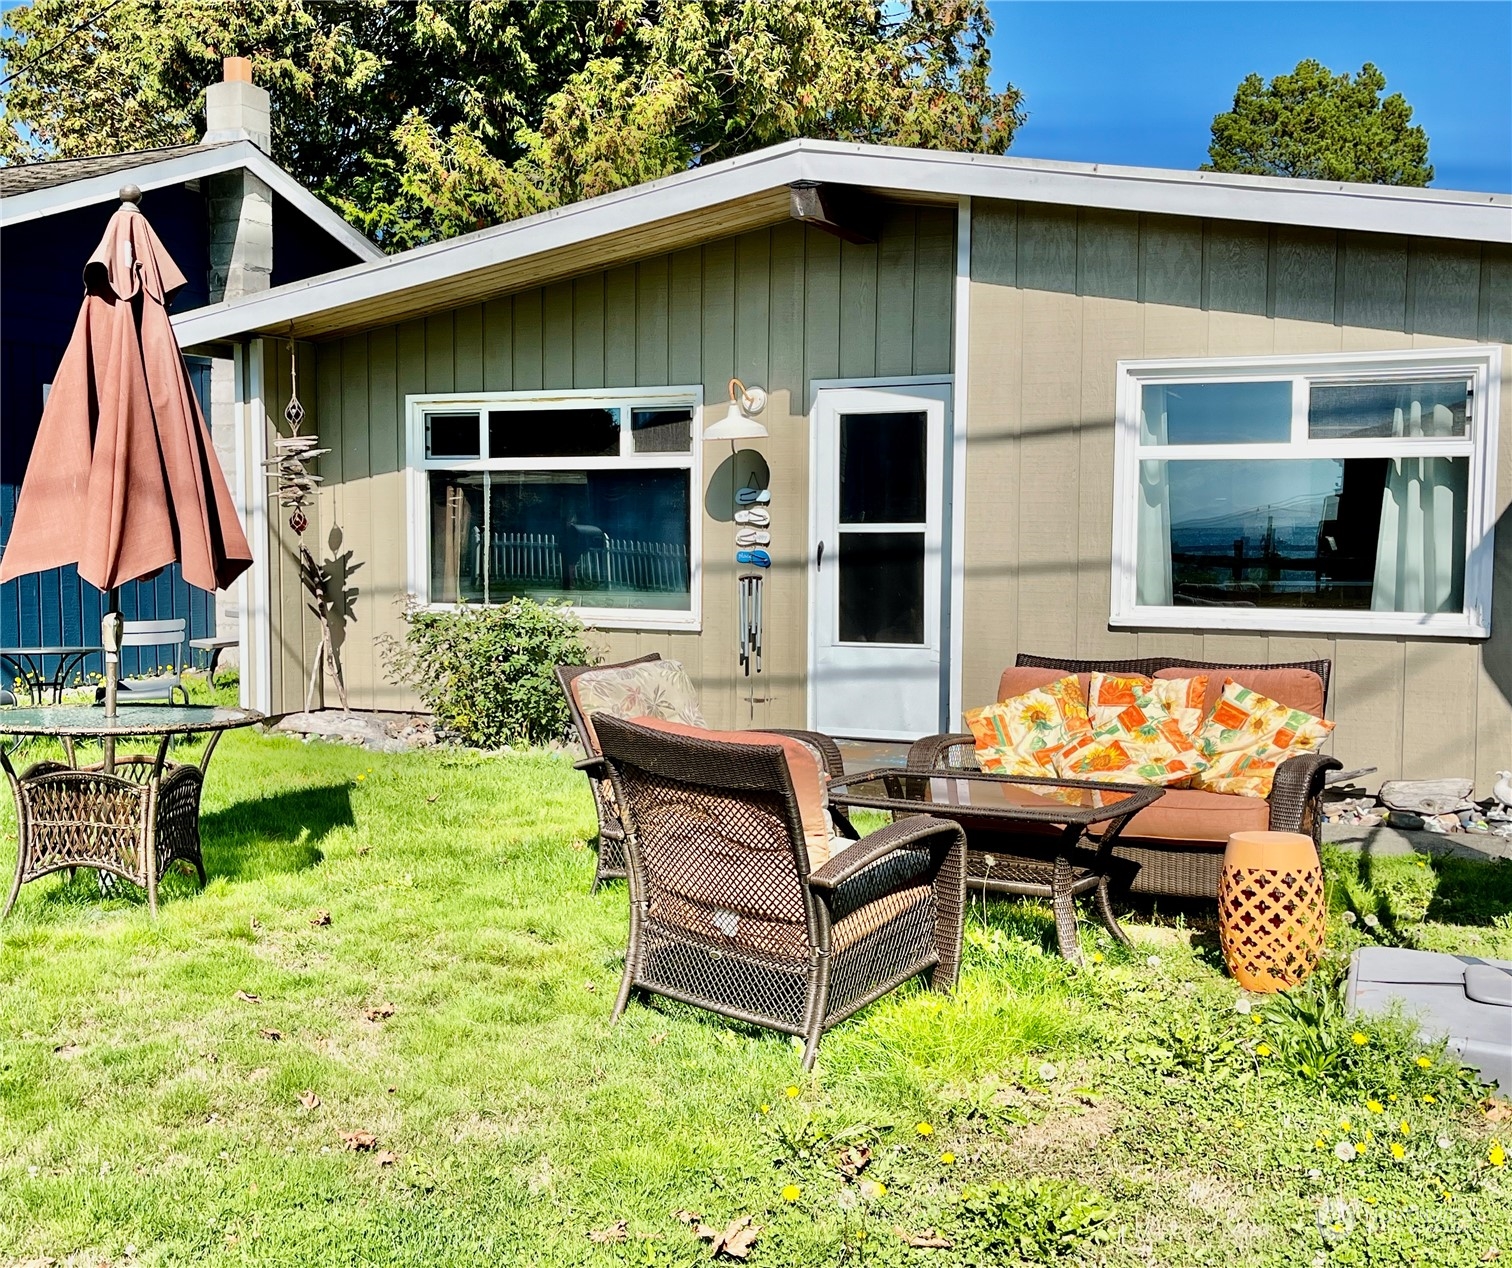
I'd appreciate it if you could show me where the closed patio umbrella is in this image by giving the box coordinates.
[0,186,252,735]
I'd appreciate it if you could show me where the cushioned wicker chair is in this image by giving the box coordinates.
[594,713,966,1069]
[908,654,1342,900]
[556,654,847,890]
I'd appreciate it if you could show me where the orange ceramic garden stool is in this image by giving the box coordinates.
[1217,830,1326,992]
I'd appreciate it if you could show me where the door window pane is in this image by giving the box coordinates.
[631,407,693,453]
[487,469,690,611]
[1135,457,1467,613]
[429,472,486,602]
[1309,380,1469,440]
[488,407,620,458]
[426,413,480,459]
[1140,381,1292,445]
[838,531,924,643]
[840,412,926,523]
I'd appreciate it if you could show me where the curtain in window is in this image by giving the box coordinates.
[1135,389,1174,604]
[1371,395,1466,614]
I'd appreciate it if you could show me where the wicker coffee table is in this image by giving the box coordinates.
[827,769,1163,964]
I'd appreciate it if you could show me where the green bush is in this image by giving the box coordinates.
[382,598,594,748]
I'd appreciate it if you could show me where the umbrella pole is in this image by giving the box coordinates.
[102,591,121,774]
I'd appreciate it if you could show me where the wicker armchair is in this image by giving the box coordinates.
[594,713,966,1069]
[556,654,847,890]
[2,748,210,919]
[908,654,1342,900]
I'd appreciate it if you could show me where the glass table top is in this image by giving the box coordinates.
[0,706,264,736]
[828,768,1163,823]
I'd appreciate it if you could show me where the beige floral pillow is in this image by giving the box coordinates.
[572,659,706,750]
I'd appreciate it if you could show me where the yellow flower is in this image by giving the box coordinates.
[759,1104,770,1114]
[1388,1094,1398,1102]
[355,773,366,781]
[1355,1142,1368,1156]
[1491,1141,1506,1168]
[1340,1120,1353,1131]
[940,1152,956,1165]
[1090,951,1104,964]
[915,1122,934,1137]
[1256,1044,1272,1057]
[1399,1121,1411,1136]
[781,1184,801,1202]
[1250,1014,1262,1025]
[1415,1055,1433,1069]
[1364,1129,1374,1142]
[1352,1032,1370,1046]
[784,1086,800,1099]
[1391,1142,1406,1160]
[1423,1095,1437,1104]
[1366,1100,1383,1113]
[1314,1139,1326,1150]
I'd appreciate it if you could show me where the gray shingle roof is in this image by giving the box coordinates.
[0,143,235,197]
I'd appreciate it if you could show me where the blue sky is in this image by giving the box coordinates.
[989,1,1512,191]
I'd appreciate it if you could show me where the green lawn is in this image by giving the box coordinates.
[1,699,1509,1266]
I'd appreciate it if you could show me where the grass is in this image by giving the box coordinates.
[1,693,1509,1266]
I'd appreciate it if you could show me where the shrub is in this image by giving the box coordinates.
[382,598,594,748]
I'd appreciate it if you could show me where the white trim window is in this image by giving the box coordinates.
[406,387,703,630]
[1112,347,1502,639]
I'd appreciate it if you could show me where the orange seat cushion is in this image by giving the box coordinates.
[621,717,838,867]
[1106,787,1271,845]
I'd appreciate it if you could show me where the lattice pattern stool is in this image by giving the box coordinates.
[1218,830,1326,992]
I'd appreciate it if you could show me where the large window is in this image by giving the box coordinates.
[408,389,701,628]
[1112,348,1501,638]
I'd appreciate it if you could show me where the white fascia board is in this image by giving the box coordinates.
[173,137,1512,349]
[0,139,382,263]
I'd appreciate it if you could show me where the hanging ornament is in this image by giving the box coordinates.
[261,333,327,537]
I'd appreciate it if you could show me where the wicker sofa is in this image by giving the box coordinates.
[906,654,1342,900]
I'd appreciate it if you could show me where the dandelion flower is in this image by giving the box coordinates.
[1366,1100,1384,1114]
[836,1188,858,1212]
[1146,955,1162,968]
[1390,1142,1406,1160]
[1342,911,1357,925]
[1234,996,1253,1014]
[1491,1141,1506,1168]
[1340,1120,1353,1132]
[1416,860,1427,868]
[1415,1055,1433,1069]
[784,1085,800,1099]
[1090,950,1104,964]
[859,1180,886,1201]
[1388,1094,1398,1102]
[1355,1142,1368,1156]
[1251,1013,1263,1025]
[915,1122,933,1137]
[781,1184,801,1202]
[355,773,366,782]
[1399,1121,1411,1136]
[1256,1044,1272,1057]
[1038,1062,1058,1082]
[1363,914,1380,929]
[1423,1095,1437,1104]
[940,1152,955,1165]
[1351,1032,1370,1046]
[1437,1136,1453,1150]
[1334,1142,1356,1162]
[1314,1139,1326,1150]
[759,1104,770,1114]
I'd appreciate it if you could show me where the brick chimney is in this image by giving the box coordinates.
[201,56,272,152]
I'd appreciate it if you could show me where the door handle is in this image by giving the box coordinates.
[816,540,824,572]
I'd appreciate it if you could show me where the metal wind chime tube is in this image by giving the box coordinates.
[738,574,763,676]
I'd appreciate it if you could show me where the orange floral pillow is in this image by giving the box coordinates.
[1055,674,1208,786]
[965,676,1092,777]
[1087,673,1208,742]
[1191,679,1334,799]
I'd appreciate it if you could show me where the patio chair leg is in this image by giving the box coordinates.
[611,900,645,1023]
[1093,877,1132,948]
[800,1025,823,1071]
[1051,889,1081,964]
[2,855,23,920]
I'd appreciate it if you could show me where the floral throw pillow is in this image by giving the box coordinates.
[1190,679,1335,799]
[964,676,1091,777]
[1054,681,1208,787]
[571,659,707,751]
[1087,673,1208,743]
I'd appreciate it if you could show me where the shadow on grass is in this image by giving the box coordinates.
[202,782,356,881]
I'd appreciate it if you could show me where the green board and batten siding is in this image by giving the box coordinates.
[256,206,957,727]
[963,200,1512,791]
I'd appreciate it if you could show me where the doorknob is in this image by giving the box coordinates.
[816,540,825,572]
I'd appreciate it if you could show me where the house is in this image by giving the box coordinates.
[0,59,380,677]
[172,140,1512,791]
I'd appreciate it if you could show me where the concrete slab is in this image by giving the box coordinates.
[1323,822,1512,864]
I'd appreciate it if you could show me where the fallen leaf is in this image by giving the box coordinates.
[673,1210,702,1225]
[588,1220,629,1244]
[298,1090,321,1110]
[375,1150,398,1167]
[1483,1098,1512,1123]
[1481,1251,1501,1263]
[249,916,262,932]
[649,1032,667,1047]
[425,794,440,803]
[341,1130,378,1151]
[247,1067,270,1083]
[584,981,597,993]
[897,1228,954,1250]
[836,1144,872,1177]
[309,910,332,927]
[364,1003,396,1022]
[234,991,261,1004]
[52,1042,80,1059]
[386,1084,397,1094]
[258,1028,283,1042]
[18,1257,57,1267]
[697,1215,761,1260]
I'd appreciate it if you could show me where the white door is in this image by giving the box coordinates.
[810,384,949,740]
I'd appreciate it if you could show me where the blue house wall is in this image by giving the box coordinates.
[1,186,217,681]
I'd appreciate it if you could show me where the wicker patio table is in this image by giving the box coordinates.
[0,706,263,917]
[827,769,1164,964]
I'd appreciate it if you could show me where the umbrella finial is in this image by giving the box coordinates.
[119,184,142,206]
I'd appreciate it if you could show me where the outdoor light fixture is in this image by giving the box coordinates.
[702,377,768,441]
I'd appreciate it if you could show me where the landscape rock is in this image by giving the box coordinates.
[274,710,446,753]
[1379,778,1476,816]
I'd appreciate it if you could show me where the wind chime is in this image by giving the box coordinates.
[261,336,348,711]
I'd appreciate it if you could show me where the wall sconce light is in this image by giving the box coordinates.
[702,377,769,441]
